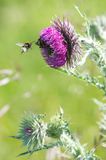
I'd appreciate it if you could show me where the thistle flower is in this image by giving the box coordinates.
[17,113,47,151]
[36,18,81,68]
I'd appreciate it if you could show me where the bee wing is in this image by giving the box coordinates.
[21,47,27,53]
[16,42,24,47]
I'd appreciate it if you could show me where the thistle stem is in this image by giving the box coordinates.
[56,68,106,94]
[17,141,62,157]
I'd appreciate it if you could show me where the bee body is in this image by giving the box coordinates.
[16,42,32,53]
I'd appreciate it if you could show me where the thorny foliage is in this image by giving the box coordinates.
[14,109,100,160]
[13,8,106,160]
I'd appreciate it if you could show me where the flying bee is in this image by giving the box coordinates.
[16,41,34,53]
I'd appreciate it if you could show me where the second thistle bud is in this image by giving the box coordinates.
[46,109,70,138]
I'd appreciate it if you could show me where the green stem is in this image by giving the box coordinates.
[56,68,106,94]
[17,141,62,157]
[60,132,100,160]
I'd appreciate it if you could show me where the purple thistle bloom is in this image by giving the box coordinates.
[24,127,33,135]
[37,27,67,68]
[53,18,81,67]
[36,18,81,68]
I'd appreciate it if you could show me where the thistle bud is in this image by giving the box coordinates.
[17,113,47,151]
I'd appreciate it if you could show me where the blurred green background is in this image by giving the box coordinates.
[0,0,106,159]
